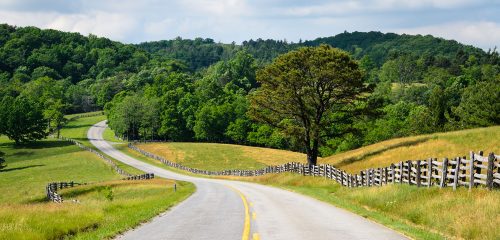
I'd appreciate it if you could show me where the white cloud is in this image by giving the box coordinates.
[46,11,138,41]
[394,21,500,50]
[0,0,498,50]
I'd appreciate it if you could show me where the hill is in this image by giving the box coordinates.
[321,126,500,172]
[137,31,493,70]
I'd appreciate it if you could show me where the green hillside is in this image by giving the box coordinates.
[0,115,194,239]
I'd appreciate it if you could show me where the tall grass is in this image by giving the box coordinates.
[322,126,500,173]
[137,142,309,171]
[0,179,194,240]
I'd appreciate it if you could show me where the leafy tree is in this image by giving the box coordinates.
[0,96,47,144]
[452,81,500,128]
[249,45,366,165]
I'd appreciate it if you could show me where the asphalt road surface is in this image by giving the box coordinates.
[88,120,408,240]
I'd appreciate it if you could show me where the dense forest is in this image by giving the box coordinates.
[0,24,498,156]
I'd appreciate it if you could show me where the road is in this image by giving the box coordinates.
[88,121,408,240]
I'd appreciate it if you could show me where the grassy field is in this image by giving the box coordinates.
[59,114,140,175]
[136,142,309,171]
[0,136,120,203]
[0,114,195,239]
[0,179,194,240]
[322,126,500,173]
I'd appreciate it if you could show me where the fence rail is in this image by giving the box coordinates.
[59,137,131,177]
[129,143,499,190]
[46,173,155,203]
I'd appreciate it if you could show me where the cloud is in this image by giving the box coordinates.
[0,0,498,50]
[394,21,500,50]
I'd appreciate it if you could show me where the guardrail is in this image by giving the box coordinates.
[129,143,499,190]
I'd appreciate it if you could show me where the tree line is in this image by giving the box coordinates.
[0,24,498,163]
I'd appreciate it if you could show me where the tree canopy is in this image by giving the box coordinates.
[249,45,366,165]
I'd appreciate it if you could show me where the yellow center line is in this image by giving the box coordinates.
[252,233,261,240]
[225,185,250,240]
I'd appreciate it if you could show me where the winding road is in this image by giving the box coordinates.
[88,120,407,240]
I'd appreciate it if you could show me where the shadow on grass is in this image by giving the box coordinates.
[335,137,434,168]
[62,123,93,129]
[0,164,44,172]
[0,140,73,149]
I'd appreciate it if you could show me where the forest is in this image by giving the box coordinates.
[0,24,498,156]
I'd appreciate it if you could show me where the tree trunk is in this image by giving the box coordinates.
[306,140,319,165]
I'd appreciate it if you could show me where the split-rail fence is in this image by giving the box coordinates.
[129,143,499,190]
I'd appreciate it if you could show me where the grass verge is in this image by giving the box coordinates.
[0,179,194,240]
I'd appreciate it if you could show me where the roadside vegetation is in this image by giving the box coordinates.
[0,115,195,239]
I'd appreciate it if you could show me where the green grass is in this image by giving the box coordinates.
[0,136,120,203]
[0,179,194,240]
[0,114,196,240]
[64,111,103,120]
[59,114,141,175]
[59,115,107,148]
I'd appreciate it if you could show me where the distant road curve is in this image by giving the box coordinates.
[88,120,407,240]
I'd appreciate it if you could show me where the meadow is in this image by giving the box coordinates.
[136,142,309,171]
[0,115,194,239]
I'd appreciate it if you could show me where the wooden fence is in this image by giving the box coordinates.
[129,143,499,190]
[46,181,83,203]
[59,137,131,177]
[46,173,156,203]
[66,112,104,122]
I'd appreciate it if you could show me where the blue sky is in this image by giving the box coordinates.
[0,0,499,50]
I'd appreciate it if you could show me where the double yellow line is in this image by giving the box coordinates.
[225,185,252,240]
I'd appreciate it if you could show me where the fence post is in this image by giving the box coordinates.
[360,171,364,186]
[416,160,421,187]
[407,160,412,185]
[453,157,461,190]
[390,164,395,183]
[440,158,449,188]
[399,162,403,184]
[486,153,495,190]
[384,167,388,185]
[428,158,433,188]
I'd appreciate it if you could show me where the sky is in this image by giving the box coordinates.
[0,0,499,50]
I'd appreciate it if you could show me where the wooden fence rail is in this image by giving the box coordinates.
[129,143,499,190]
[58,137,132,177]
[46,173,155,203]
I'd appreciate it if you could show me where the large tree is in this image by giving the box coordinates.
[0,96,47,144]
[248,45,366,165]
